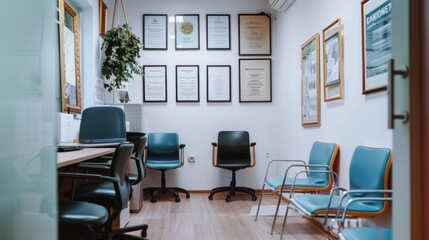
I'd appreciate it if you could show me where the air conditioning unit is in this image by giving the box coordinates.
[269,0,295,11]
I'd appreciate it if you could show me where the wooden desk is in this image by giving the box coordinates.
[57,147,115,168]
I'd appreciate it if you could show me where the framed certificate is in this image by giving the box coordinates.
[143,65,167,102]
[361,0,392,94]
[206,14,231,50]
[143,14,168,50]
[176,65,199,102]
[239,59,272,102]
[301,34,321,127]
[207,65,231,102]
[238,14,271,56]
[322,18,343,102]
[175,14,200,50]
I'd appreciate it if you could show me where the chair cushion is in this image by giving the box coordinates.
[59,201,108,225]
[147,160,181,169]
[265,177,328,191]
[290,194,385,216]
[339,227,392,240]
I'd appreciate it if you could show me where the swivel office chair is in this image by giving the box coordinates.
[63,143,148,239]
[208,131,257,202]
[143,133,190,203]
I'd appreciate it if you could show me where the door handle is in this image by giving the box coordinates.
[388,59,409,129]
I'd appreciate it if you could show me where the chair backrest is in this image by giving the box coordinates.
[109,143,134,210]
[146,133,180,161]
[349,146,391,210]
[79,106,127,143]
[217,131,251,165]
[307,141,339,186]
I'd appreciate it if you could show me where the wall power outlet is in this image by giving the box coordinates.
[188,154,196,163]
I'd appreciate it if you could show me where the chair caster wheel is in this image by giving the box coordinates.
[252,195,257,201]
[226,196,231,202]
[208,194,213,200]
[150,198,157,203]
[186,193,190,198]
[175,197,181,202]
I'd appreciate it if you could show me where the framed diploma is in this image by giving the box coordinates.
[143,14,168,50]
[206,14,231,50]
[301,34,321,127]
[143,65,167,102]
[361,0,392,94]
[239,59,272,102]
[238,13,271,56]
[322,18,343,102]
[207,65,231,102]
[176,65,200,102]
[175,14,200,50]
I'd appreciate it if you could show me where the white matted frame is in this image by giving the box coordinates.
[143,65,167,102]
[176,65,200,102]
[207,65,231,102]
[175,14,200,50]
[239,59,272,102]
[361,0,392,94]
[322,18,343,102]
[143,14,168,50]
[301,34,321,127]
[206,14,231,50]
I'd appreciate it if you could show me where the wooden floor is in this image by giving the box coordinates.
[127,192,332,240]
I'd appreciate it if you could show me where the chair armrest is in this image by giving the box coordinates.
[179,144,186,166]
[337,189,393,215]
[263,159,306,183]
[250,143,256,167]
[179,144,186,148]
[211,144,217,167]
[58,172,118,182]
[129,156,144,185]
[287,168,338,196]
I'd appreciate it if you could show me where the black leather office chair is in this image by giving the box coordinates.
[61,143,148,239]
[143,133,190,203]
[208,131,257,202]
[79,106,127,143]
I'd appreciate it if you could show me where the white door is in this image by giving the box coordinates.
[391,0,411,239]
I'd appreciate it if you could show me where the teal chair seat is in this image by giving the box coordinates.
[339,227,392,240]
[265,177,328,190]
[146,160,181,169]
[291,194,386,216]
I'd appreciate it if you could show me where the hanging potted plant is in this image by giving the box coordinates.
[101,0,143,92]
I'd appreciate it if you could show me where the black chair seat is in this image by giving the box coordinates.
[59,201,108,225]
[72,182,115,200]
[216,163,250,169]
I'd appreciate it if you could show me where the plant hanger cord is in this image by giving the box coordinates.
[111,0,129,36]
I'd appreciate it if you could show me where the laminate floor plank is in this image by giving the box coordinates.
[126,193,332,240]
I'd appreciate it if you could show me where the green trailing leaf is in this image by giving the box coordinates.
[101,24,143,92]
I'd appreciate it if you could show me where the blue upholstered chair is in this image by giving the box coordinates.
[143,133,190,202]
[279,146,392,240]
[255,141,338,234]
[79,106,127,144]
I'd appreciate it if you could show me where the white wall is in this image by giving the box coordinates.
[103,0,278,190]
[99,0,392,199]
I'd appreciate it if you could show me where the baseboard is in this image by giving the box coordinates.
[186,189,275,195]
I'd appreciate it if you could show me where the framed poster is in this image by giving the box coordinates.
[207,65,231,102]
[239,59,272,102]
[175,14,200,50]
[238,13,271,56]
[361,0,392,94]
[143,65,167,102]
[176,65,199,102]
[322,18,343,102]
[301,34,320,127]
[143,14,168,50]
[206,14,231,50]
